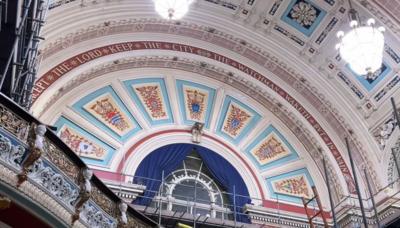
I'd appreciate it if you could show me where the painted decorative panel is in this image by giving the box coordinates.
[281,0,326,37]
[348,62,391,92]
[245,125,298,170]
[337,71,365,99]
[72,86,141,142]
[54,117,115,167]
[84,93,133,135]
[176,80,216,128]
[216,96,261,144]
[374,75,400,102]
[266,168,315,204]
[123,78,174,125]
[272,174,311,198]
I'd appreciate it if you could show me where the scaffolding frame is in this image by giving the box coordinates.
[0,0,48,109]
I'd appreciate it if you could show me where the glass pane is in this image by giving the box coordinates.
[195,182,211,204]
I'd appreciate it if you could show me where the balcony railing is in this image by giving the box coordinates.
[0,93,157,227]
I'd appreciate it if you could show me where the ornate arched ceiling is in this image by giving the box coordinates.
[31,0,400,214]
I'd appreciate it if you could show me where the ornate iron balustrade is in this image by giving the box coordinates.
[0,93,157,228]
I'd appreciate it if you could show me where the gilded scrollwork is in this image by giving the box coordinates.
[0,103,154,227]
[80,201,116,228]
[91,184,117,217]
[127,215,149,228]
[44,139,79,181]
[0,104,29,142]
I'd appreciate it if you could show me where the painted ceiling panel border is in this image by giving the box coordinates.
[175,80,216,129]
[54,116,116,167]
[122,78,174,126]
[72,85,142,142]
[245,124,299,171]
[349,62,392,92]
[216,96,261,145]
[280,0,327,37]
[266,168,315,204]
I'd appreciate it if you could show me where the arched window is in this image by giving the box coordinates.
[155,151,232,219]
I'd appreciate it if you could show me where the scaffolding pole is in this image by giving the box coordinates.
[322,158,337,227]
[345,137,368,228]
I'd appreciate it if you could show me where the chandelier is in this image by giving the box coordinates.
[154,0,194,20]
[335,1,385,77]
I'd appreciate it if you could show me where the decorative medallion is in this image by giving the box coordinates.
[272,175,311,198]
[253,134,290,165]
[59,126,106,160]
[222,103,252,137]
[84,93,133,136]
[281,0,326,37]
[290,1,317,27]
[184,87,208,123]
[133,83,167,119]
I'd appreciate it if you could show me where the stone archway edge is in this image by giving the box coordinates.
[33,41,356,193]
[94,128,331,218]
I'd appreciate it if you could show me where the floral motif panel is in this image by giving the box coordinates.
[252,133,290,165]
[59,126,106,160]
[266,168,315,204]
[132,83,168,120]
[54,117,115,167]
[217,96,261,144]
[281,0,326,37]
[123,78,174,126]
[84,93,133,136]
[183,86,208,123]
[271,175,311,198]
[176,80,215,128]
[222,103,252,137]
[245,125,298,170]
[72,85,141,143]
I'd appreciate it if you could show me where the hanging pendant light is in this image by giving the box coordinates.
[154,0,194,20]
[335,0,385,77]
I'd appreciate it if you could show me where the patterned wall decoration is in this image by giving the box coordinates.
[245,125,298,170]
[72,85,141,142]
[281,0,327,37]
[323,0,335,6]
[374,75,400,102]
[315,17,338,45]
[274,25,305,46]
[266,168,315,203]
[217,96,261,144]
[337,72,365,99]
[272,175,311,198]
[54,116,115,167]
[123,78,173,126]
[203,0,238,10]
[269,0,283,15]
[385,44,400,64]
[176,80,216,128]
[348,62,391,92]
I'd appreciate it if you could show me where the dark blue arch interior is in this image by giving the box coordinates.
[133,143,251,222]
